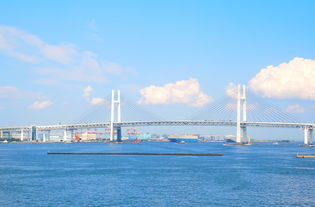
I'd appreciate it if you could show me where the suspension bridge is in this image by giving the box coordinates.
[0,85,314,145]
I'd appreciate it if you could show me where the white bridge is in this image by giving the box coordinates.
[0,86,314,145]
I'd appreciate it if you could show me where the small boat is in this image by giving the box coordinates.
[244,142,252,146]
[2,140,8,143]
[273,142,279,145]
[176,141,186,144]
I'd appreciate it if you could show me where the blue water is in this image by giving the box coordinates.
[0,142,315,207]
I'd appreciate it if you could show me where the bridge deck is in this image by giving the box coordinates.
[0,120,314,131]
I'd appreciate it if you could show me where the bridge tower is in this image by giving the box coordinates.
[303,127,313,146]
[110,89,122,142]
[236,84,248,144]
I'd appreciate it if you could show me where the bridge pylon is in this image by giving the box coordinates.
[303,127,313,146]
[110,89,122,142]
[236,84,248,144]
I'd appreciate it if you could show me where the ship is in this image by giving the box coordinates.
[168,134,199,143]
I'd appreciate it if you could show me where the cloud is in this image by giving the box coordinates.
[0,86,43,99]
[286,104,305,113]
[138,78,212,107]
[0,25,76,64]
[82,86,109,107]
[6,51,38,63]
[0,86,19,98]
[28,100,53,109]
[90,98,110,108]
[83,86,93,97]
[103,62,125,74]
[249,57,315,100]
[32,53,130,83]
[226,82,238,99]
[41,44,76,64]
[33,78,63,86]
[0,33,11,49]
[0,25,129,84]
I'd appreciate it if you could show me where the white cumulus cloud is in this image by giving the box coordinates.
[28,100,53,109]
[225,82,238,99]
[90,97,110,107]
[249,57,315,100]
[82,86,109,107]
[286,104,305,113]
[138,78,212,107]
[83,86,93,97]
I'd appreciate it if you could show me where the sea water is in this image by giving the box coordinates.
[0,142,315,207]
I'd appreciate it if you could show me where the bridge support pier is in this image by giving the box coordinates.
[46,130,51,142]
[303,127,313,146]
[20,130,24,141]
[31,126,37,141]
[6,131,10,139]
[304,128,308,145]
[110,89,122,142]
[41,130,50,142]
[116,127,122,142]
[110,90,115,141]
[63,130,67,142]
[241,126,247,143]
[70,129,74,142]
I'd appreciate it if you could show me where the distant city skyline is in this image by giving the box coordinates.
[0,0,314,139]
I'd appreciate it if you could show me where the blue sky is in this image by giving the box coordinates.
[0,0,314,138]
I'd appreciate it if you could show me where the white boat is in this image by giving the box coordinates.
[244,142,252,146]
